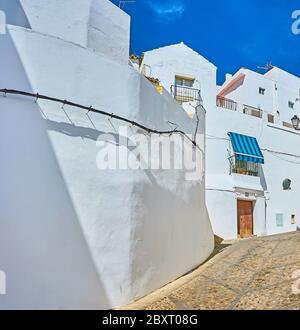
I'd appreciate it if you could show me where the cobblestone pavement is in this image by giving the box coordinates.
[123,232,300,310]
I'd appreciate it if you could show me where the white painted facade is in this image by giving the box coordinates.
[143,44,300,240]
[0,1,214,309]
[142,43,217,117]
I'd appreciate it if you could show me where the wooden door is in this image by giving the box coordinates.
[237,200,253,238]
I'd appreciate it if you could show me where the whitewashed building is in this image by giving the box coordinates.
[0,1,214,309]
[142,44,300,240]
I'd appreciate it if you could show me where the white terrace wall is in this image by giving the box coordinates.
[222,69,274,115]
[223,68,300,125]
[0,0,130,64]
[265,67,300,123]
[0,0,214,309]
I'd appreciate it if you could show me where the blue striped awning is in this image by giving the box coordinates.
[228,132,264,164]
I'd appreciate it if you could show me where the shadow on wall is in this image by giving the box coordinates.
[45,118,103,141]
[259,165,268,191]
[0,29,110,309]
[0,0,31,29]
[42,99,213,305]
[128,167,213,300]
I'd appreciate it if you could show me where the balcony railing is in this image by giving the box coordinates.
[229,157,259,177]
[243,105,263,118]
[282,121,294,129]
[171,85,202,105]
[216,96,237,111]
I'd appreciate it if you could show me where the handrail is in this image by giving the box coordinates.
[171,85,202,105]
[243,104,262,118]
[0,88,200,147]
[216,96,237,111]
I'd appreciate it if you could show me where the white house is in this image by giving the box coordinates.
[141,42,217,118]
[209,66,300,239]
[0,0,214,309]
[142,44,300,240]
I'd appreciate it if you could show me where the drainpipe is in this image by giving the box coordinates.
[263,193,270,236]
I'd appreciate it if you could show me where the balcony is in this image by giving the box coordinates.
[216,96,237,111]
[243,105,263,118]
[229,157,259,177]
[282,121,294,129]
[171,85,202,106]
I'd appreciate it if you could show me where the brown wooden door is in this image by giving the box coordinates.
[237,200,253,238]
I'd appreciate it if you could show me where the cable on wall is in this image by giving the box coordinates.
[0,88,202,149]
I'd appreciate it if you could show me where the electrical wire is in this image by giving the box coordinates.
[263,149,300,165]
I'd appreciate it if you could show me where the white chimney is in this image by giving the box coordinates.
[225,73,233,82]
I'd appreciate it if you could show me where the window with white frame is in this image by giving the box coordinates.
[289,101,294,109]
[175,76,195,88]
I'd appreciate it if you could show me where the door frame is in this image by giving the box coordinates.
[237,199,254,238]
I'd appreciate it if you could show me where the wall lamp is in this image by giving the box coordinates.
[291,115,300,130]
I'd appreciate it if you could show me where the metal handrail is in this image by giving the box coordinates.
[243,104,263,118]
[216,96,237,111]
[171,85,202,105]
[229,155,259,177]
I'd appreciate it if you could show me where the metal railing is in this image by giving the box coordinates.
[229,156,259,177]
[171,85,202,106]
[243,105,263,118]
[282,121,294,129]
[216,96,237,111]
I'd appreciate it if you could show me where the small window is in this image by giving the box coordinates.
[259,87,265,95]
[276,213,284,227]
[291,215,296,225]
[175,76,194,88]
[289,101,294,109]
[268,114,274,124]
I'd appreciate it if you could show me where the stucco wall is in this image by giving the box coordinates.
[223,67,300,124]
[142,43,217,116]
[207,105,300,239]
[0,3,214,309]
[0,0,130,64]
[144,42,300,240]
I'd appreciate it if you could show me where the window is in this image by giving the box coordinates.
[175,76,194,88]
[259,87,265,95]
[268,114,274,123]
[276,213,284,227]
[289,101,294,109]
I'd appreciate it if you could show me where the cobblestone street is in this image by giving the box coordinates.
[123,232,300,310]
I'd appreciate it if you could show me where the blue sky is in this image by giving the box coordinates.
[111,0,300,85]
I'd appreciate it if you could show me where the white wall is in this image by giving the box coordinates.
[0,0,130,64]
[223,67,300,124]
[0,1,214,309]
[222,69,274,115]
[142,42,300,241]
[88,0,130,64]
[207,104,300,239]
[265,67,300,123]
[142,43,217,115]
